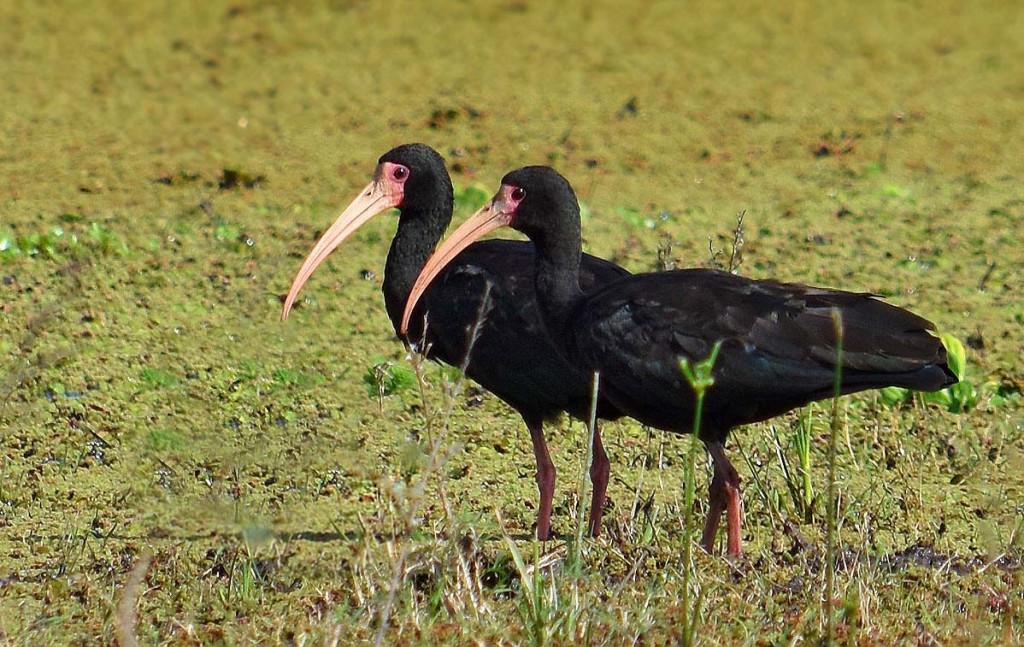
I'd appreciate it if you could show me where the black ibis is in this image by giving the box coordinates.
[403,165,957,556]
[281,146,629,540]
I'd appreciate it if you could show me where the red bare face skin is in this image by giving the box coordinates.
[281,162,409,320]
[400,182,524,334]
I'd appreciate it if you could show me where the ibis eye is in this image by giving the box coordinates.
[511,187,526,201]
[392,165,409,181]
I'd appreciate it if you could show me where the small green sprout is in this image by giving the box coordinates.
[363,356,415,409]
[677,340,722,647]
[880,333,1002,413]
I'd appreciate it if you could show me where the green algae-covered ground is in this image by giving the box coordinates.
[2,1,1022,643]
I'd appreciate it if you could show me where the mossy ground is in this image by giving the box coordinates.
[1,0,1022,644]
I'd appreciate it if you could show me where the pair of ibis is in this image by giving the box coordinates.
[282,144,955,555]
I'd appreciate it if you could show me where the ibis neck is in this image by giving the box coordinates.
[533,236,584,341]
[383,205,451,332]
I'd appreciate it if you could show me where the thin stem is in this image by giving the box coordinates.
[573,371,601,567]
[678,341,721,647]
[825,309,845,644]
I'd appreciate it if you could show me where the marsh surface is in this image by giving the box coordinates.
[1,1,1021,643]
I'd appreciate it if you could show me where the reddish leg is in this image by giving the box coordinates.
[588,424,610,537]
[526,416,556,540]
[700,468,727,553]
[700,440,743,556]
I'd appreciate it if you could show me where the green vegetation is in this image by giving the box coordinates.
[453,184,491,217]
[362,356,416,407]
[139,367,180,388]
[1,0,1021,644]
[0,223,126,261]
[881,333,1018,413]
[678,342,722,647]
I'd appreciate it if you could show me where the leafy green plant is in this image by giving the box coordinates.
[212,217,254,252]
[501,520,586,646]
[214,220,241,241]
[503,533,548,642]
[362,356,415,406]
[773,411,815,522]
[1,222,128,260]
[880,333,1000,413]
[0,227,69,259]
[87,222,128,256]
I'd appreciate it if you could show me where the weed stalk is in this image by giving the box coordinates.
[677,341,721,647]
[572,371,601,568]
[825,309,845,643]
[371,287,494,646]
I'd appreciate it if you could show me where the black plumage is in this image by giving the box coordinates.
[282,145,629,540]
[403,165,957,555]
[568,270,954,436]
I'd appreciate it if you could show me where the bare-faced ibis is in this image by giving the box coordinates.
[282,146,629,540]
[403,165,957,556]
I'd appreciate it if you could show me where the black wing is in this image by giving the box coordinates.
[569,269,955,433]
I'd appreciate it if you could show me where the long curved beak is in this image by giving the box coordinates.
[400,192,513,334]
[281,179,400,320]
